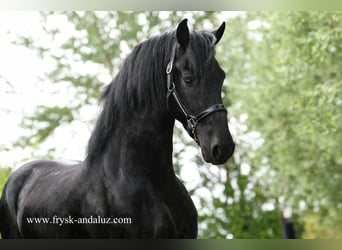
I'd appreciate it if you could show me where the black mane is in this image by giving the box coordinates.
[86,30,217,163]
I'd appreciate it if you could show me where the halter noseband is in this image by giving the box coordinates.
[166,43,227,144]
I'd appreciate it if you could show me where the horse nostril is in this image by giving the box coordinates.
[212,144,222,161]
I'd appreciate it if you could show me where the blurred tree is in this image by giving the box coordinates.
[224,12,342,237]
[0,167,11,198]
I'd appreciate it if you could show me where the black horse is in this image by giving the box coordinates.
[0,19,234,238]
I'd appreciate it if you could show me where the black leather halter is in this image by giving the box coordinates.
[166,43,227,143]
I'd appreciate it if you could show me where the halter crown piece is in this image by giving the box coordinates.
[166,43,227,144]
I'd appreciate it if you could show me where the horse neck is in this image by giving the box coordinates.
[87,110,175,183]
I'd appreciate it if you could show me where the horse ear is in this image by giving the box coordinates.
[212,22,225,45]
[176,19,190,49]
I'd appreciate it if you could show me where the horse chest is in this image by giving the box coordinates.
[94,180,197,238]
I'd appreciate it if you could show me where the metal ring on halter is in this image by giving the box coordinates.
[187,115,197,133]
[167,81,175,93]
[186,115,199,143]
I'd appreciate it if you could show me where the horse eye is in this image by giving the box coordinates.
[183,78,192,86]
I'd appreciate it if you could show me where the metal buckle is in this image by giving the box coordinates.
[166,61,173,74]
[187,116,199,144]
[187,116,196,129]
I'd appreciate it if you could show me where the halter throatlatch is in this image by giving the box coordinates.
[166,43,227,144]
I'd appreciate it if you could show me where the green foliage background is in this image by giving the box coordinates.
[1,11,341,238]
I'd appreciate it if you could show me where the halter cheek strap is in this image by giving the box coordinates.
[166,43,227,144]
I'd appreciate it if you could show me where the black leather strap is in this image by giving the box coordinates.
[195,104,227,124]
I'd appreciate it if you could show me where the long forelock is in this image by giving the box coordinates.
[187,31,216,75]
